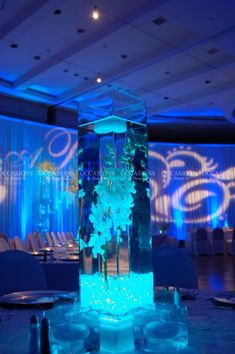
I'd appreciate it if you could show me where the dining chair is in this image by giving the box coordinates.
[50,231,60,246]
[0,233,10,244]
[226,228,235,255]
[29,232,41,251]
[0,238,11,252]
[210,228,225,255]
[153,246,198,289]
[67,232,75,241]
[45,232,53,247]
[56,231,64,244]
[61,232,68,242]
[36,232,46,249]
[24,233,33,251]
[0,250,46,296]
[13,235,27,251]
[193,228,209,256]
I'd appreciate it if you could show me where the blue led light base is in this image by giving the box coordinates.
[100,314,135,353]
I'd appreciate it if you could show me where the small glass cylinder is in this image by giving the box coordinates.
[78,90,153,315]
[134,303,188,352]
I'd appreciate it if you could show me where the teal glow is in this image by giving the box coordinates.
[80,272,153,315]
[93,115,127,134]
[100,314,134,353]
[135,303,188,352]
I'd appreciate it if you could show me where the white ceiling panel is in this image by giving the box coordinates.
[0,0,235,126]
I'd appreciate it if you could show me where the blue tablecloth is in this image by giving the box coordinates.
[42,262,79,291]
[0,291,235,353]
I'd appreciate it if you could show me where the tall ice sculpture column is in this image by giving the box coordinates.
[78,90,153,353]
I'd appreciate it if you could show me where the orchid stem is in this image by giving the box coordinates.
[116,229,121,275]
[104,242,109,285]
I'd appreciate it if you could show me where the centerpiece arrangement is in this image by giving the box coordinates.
[76,90,188,353]
[78,90,153,316]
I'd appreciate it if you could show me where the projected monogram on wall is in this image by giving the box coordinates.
[149,146,235,224]
[6,128,77,171]
[0,127,77,204]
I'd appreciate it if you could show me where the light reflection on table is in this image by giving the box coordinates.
[0,291,235,353]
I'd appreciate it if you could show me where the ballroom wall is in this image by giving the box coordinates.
[0,116,78,239]
[149,142,235,239]
[1,116,235,240]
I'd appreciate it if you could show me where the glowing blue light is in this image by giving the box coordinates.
[93,115,127,134]
[80,272,153,315]
[100,314,135,353]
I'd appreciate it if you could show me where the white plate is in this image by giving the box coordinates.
[212,292,235,307]
[0,290,72,307]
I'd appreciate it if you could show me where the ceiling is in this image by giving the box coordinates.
[0,0,235,135]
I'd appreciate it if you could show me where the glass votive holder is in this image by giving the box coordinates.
[134,303,188,353]
[47,304,92,353]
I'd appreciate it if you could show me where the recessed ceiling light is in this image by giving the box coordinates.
[91,6,100,21]
[165,71,171,75]
[205,80,211,84]
[208,48,219,55]
[107,84,112,87]
[96,76,102,83]
[209,16,214,21]
[164,96,169,100]
[83,77,89,80]
[10,43,18,48]
[153,16,167,26]
[121,54,128,59]
[77,28,85,34]
[74,73,79,77]
[34,55,41,60]
[63,69,69,73]
[209,102,214,106]
[54,9,61,15]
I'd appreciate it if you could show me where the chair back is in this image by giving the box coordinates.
[36,233,46,248]
[61,232,68,242]
[55,232,63,243]
[0,238,10,252]
[45,232,53,247]
[29,233,41,251]
[0,250,46,295]
[67,232,75,241]
[153,246,198,289]
[212,227,224,240]
[50,232,59,246]
[196,228,208,241]
[0,233,9,244]
[13,236,26,251]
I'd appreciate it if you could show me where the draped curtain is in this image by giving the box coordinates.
[0,116,78,239]
[2,118,235,242]
[149,142,235,239]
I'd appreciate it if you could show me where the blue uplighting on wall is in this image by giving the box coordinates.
[149,142,235,239]
[0,115,78,239]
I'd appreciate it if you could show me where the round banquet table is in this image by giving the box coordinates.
[42,261,79,291]
[0,291,235,353]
